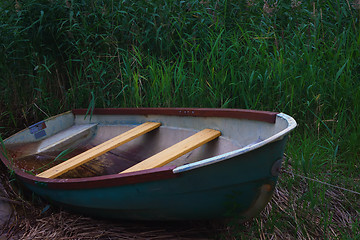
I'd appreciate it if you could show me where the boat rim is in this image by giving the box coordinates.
[173,112,297,173]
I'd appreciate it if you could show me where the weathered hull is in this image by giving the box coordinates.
[1,108,296,220]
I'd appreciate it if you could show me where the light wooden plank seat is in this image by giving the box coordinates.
[120,129,221,174]
[37,122,161,179]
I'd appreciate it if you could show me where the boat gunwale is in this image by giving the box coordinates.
[0,108,295,190]
[0,152,177,190]
[71,107,278,123]
[173,112,297,173]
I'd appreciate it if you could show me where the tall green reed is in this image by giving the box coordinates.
[0,0,359,164]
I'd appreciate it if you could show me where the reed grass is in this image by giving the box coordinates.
[1,0,360,239]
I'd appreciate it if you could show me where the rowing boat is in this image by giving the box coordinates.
[0,108,296,220]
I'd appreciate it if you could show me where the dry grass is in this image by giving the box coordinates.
[1,162,359,239]
[8,213,215,239]
[1,204,216,239]
[222,163,360,239]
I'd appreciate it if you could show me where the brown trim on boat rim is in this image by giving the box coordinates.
[19,166,177,190]
[0,152,177,190]
[27,167,175,190]
[72,108,278,124]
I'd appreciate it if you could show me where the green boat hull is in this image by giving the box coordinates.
[21,138,286,221]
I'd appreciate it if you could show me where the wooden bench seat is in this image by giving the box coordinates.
[37,122,161,179]
[120,129,221,174]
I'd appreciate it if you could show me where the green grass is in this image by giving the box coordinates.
[1,0,360,238]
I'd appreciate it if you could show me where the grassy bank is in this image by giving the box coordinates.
[1,0,360,238]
